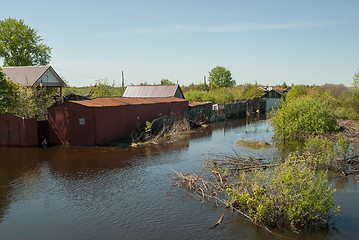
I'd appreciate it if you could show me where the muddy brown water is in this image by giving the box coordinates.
[0,116,358,240]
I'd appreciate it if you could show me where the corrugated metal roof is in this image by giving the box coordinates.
[1,66,66,87]
[123,85,181,98]
[68,97,188,107]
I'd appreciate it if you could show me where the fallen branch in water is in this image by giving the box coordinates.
[210,210,225,229]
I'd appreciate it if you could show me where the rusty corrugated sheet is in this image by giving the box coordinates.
[69,97,187,107]
[189,101,212,107]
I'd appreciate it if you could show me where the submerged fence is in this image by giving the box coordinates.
[185,98,266,126]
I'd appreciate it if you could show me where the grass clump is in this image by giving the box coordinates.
[237,140,271,150]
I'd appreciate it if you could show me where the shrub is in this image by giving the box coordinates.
[285,85,310,102]
[184,88,236,103]
[271,98,338,142]
[286,84,358,119]
[8,86,57,120]
[241,83,266,99]
[226,161,340,231]
[301,134,349,170]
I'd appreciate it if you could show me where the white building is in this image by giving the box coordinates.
[1,65,67,95]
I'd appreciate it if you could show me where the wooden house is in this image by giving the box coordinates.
[1,65,67,95]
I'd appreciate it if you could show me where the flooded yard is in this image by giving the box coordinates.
[0,116,358,239]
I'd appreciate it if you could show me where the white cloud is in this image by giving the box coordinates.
[128,21,341,35]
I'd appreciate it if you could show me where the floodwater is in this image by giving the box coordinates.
[0,115,358,240]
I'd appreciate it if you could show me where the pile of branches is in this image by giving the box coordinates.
[131,117,191,146]
[173,154,277,201]
[172,151,359,235]
[338,154,359,177]
[172,154,278,231]
[205,153,277,175]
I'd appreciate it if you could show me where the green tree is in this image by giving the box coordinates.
[0,18,51,66]
[9,86,57,120]
[208,66,235,89]
[160,78,175,85]
[0,67,19,114]
[89,79,114,98]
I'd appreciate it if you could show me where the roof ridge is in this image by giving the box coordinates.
[2,65,49,68]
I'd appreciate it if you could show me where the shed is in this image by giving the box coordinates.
[123,84,184,99]
[1,65,67,95]
[48,97,189,145]
[262,88,289,112]
[262,88,289,99]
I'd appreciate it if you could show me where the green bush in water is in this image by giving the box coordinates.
[226,160,340,231]
[271,98,338,142]
[302,134,349,170]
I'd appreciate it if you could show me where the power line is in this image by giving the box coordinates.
[53,66,101,80]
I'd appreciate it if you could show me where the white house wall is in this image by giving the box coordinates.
[34,69,60,87]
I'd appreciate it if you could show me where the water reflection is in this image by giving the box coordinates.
[0,147,41,222]
[0,116,358,239]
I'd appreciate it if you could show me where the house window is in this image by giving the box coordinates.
[79,118,86,125]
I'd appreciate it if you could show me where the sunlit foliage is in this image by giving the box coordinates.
[271,98,338,142]
[0,18,51,66]
[208,66,236,89]
[227,160,339,231]
[0,68,18,114]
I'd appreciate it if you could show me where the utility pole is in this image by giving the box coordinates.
[121,71,125,89]
[204,76,207,90]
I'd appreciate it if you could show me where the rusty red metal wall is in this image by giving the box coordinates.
[0,113,38,147]
[48,103,96,145]
[67,107,96,145]
[94,101,188,145]
[47,98,189,146]
[48,106,70,144]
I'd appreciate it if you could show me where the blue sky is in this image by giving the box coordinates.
[1,0,358,87]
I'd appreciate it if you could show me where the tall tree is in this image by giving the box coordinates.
[0,18,51,66]
[208,66,235,89]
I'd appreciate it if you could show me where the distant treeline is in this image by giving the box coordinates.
[63,79,268,103]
